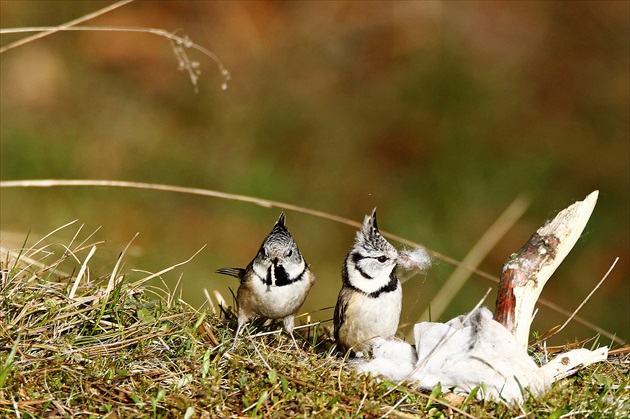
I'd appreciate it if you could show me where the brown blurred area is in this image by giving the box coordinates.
[1,1,628,344]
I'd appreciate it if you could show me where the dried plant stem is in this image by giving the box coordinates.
[0,26,230,85]
[0,0,134,54]
[535,257,619,344]
[68,245,96,299]
[415,195,529,327]
[0,178,361,229]
[0,180,623,344]
[104,232,138,299]
[534,298,622,343]
[130,244,206,288]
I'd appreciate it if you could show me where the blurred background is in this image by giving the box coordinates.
[1,1,628,345]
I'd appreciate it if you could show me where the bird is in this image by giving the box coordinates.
[334,208,402,357]
[217,213,315,352]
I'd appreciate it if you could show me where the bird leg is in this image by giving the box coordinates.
[283,316,302,354]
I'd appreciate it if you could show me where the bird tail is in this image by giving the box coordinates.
[216,267,245,281]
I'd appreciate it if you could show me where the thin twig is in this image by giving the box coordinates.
[0,26,231,86]
[0,0,135,54]
[0,179,491,273]
[22,219,79,258]
[251,340,272,371]
[534,257,620,344]
[130,244,206,287]
[0,178,362,229]
[416,195,529,327]
[0,179,506,284]
[380,393,409,418]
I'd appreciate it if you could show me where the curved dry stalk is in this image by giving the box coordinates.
[130,244,206,288]
[0,179,624,344]
[533,257,620,345]
[0,178,363,229]
[0,25,231,90]
[0,0,134,54]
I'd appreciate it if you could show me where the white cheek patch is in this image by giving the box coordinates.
[252,263,270,284]
[282,260,305,279]
[348,260,397,295]
[354,259,374,279]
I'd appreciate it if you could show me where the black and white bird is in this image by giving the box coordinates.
[334,209,402,357]
[217,213,315,351]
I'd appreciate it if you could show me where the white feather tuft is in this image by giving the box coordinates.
[397,246,432,271]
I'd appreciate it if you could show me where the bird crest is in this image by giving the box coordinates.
[355,208,395,255]
[262,213,294,253]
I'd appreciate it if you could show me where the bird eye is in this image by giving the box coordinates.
[377,256,388,263]
[286,249,293,258]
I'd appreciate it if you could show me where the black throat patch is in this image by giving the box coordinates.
[261,263,307,287]
[366,269,398,298]
[344,266,399,298]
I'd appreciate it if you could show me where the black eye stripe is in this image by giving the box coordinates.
[352,252,390,265]
[352,253,366,264]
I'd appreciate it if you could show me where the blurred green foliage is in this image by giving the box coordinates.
[1,1,628,343]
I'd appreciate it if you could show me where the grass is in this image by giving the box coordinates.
[1,3,627,417]
[0,227,628,418]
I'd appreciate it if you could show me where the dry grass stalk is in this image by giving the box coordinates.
[0,1,231,92]
[0,0,134,54]
[1,222,627,417]
[1,178,623,345]
[415,194,529,327]
[0,226,473,417]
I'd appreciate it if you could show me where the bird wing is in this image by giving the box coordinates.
[333,287,351,343]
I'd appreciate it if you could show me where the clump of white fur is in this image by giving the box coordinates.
[397,246,432,271]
